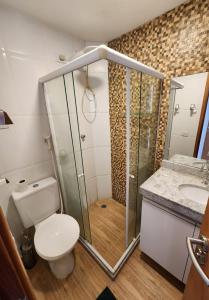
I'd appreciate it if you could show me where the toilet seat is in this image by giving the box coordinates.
[34,214,80,261]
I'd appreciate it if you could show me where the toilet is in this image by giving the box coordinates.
[12,177,80,279]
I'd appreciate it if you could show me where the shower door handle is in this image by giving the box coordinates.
[78,173,84,178]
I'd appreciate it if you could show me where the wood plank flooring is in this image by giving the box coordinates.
[28,199,184,299]
[28,243,184,300]
[88,199,126,267]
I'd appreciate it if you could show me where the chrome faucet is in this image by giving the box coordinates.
[195,160,209,185]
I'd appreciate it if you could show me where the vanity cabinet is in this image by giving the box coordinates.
[140,198,199,283]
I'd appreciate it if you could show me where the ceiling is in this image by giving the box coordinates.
[0,0,187,41]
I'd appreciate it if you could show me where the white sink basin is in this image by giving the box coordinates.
[179,184,209,204]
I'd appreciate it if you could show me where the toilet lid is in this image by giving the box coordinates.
[34,214,80,261]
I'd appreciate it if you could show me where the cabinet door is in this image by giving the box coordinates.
[140,200,195,281]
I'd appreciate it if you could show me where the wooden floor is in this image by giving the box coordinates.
[28,243,184,300]
[88,199,126,267]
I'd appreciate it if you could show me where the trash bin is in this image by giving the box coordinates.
[20,232,36,269]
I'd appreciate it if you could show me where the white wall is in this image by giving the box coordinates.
[89,60,112,202]
[73,59,112,204]
[169,73,208,158]
[0,4,85,247]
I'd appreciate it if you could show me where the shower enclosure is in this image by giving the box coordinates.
[40,45,164,278]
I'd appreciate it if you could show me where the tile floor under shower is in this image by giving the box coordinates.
[88,199,126,267]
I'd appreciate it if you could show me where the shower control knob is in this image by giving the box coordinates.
[80,134,86,142]
[78,173,84,178]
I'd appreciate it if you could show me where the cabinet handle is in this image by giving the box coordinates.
[187,236,209,286]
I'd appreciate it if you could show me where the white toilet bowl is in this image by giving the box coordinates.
[34,213,80,279]
[12,177,80,279]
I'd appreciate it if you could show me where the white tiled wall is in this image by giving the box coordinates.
[73,59,112,204]
[0,4,85,247]
[169,73,208,158]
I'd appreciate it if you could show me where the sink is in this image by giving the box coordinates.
[179,184,209,204]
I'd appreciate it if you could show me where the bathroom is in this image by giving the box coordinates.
[0,0,208,299]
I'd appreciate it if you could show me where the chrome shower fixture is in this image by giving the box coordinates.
[0,109,13,129]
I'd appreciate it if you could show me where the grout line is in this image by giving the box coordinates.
[2,159,52,178]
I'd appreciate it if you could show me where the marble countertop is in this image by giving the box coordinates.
[140,167,208,224]
[169,154,205,169]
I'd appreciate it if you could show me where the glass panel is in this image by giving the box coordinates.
[63,73,91,243]
[108,61,127,264]
[137,73,162,231]
[127,69,141,246]
[69,60,127,267]
[44,76,89,240]
[127,71,162,246]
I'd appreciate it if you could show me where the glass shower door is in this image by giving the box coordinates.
[44,75,91,242]
[63,72,92,243]
[126,70,162,246]
[136,73,162,235]
[126,69,141,246]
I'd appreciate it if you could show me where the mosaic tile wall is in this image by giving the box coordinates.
[108,62,126,204]
[108,0,209,203]
[108,63,161,204]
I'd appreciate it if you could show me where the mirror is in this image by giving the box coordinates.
[164,72,209,166]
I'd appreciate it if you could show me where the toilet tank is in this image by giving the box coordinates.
[12,177,60,228]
